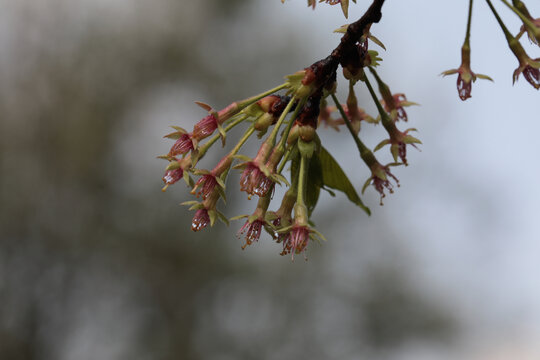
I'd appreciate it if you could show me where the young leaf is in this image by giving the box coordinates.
[319,146,370,215]
[305,151,323,216]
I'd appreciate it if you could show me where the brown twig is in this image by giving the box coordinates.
[303,0,387,91]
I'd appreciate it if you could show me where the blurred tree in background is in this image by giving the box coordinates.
[0,0,477,359]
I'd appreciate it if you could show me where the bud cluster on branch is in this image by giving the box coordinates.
[160,0,538,259]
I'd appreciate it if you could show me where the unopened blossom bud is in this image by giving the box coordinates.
[192,209,210,232]
[298,124,316,142]
[161,156,192,191]
[254,113,274,132]
[191,156,231,199]
[169,133,194,156]
[192,114,218,140]
[162,167,183,188]
[287,123,300,145]
[257,95,281,113]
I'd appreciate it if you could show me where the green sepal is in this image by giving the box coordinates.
[403,135,422,145]
[276,225,293,234]
[232,154,252,163]
[217,123,227,146]
[440,69,459,77]
[190,148,200,166]
[310,228,327,242]
[192,169,210,176]
[340,0,349,18]
[361,177,372,194]
[476,73,494,81]
[400,101,420,107]
[180,200,199,206]
[247,214,260,224]
[157,155,173,161]
[194,101,212,111]
[333,24,349,33]
[374,139,390,152]
[164,126,188,139]
[166,161,181,171]
[217,210,230,226]
[390,144,399,162]
[181,201,204,211]
[215,176,226,189]
[208,210,217,227]
[217,186,227,203]
[368,34,386,50]
[271,173,290,187]
[183,171,194,188]
[230,214,249,221]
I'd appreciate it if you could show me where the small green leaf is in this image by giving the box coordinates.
[340,0,349,18]
[183,171,194,188]
[232,154,252,163]
[440,69,459,77]
[208,210,217,226]
[368,34,386,50]
[333,24,349,33]
[195,101,212,111]
[319,146,370,215]
[476,73,494,81]
[166,161,181,171]
[305,151,323,216]
[217,210,230,226]
[374,139,390,152]
[230,214,249,221]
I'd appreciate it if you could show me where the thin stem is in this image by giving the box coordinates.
[330,93,372,162]
[297,152,308,206]
[277,97,307,152]
[266,97,296,147]
[464,0,474,46]
[363,74,393,132]
[220,126,255,179]
[277,146,293,174]
[486,0,514,41]
[239,83,288,110]
[230,126,255,155]
[500,0,539,32]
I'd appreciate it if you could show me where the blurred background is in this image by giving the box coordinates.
[0,0,539,359]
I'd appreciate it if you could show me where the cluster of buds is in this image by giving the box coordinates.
[160,0,425,259]
[443,0,540,98]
